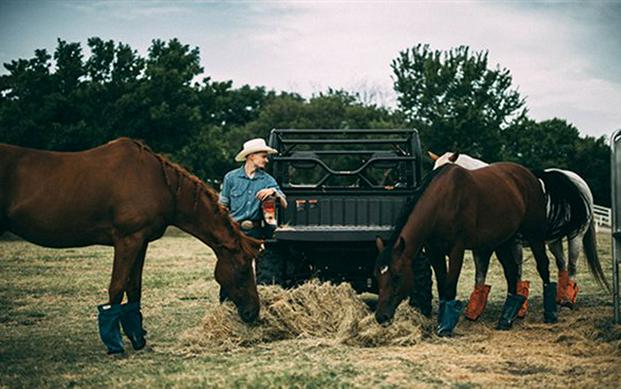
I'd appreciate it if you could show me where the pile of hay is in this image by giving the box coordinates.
[179,281,431,353]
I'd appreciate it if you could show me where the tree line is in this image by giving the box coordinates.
[0,38,612,206]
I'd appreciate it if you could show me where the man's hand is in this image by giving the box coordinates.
[256,188,277,201]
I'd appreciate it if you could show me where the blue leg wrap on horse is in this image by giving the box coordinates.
[120,301,146,350]
[543,282,558,323]
[97,304,124,354]
[437,300,464,336]
[496,293,527,330]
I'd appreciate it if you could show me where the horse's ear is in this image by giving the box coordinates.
[449,152,460,162]
[375,236,385,251]
[394,236,406,255]
[427,151,440,161]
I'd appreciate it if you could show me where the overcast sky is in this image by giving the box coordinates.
[1,0,620,138]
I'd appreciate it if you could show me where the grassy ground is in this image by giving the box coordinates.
[1,230,620,388]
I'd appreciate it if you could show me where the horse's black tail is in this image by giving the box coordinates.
[583,219,610,291]
[535,169,589,242]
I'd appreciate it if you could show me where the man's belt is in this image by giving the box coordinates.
[240,220,262,230]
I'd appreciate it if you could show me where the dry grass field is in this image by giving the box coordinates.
[1,230,620,388]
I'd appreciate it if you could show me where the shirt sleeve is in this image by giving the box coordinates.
[265,174,286,199]
[219,174,231,206]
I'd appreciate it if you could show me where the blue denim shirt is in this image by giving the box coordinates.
[218,167,285,222]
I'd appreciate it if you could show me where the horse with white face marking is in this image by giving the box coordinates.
[375,163,556,335]
[429,151,610,320]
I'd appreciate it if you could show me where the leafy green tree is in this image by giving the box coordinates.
[0,49,54,147]
[125,38,203,153]
[198,81,277,128]
[392,44,525,161]
[242,89,402,140]
[176,125,230,182]
[571,135,611,206]
[502,118,581,169]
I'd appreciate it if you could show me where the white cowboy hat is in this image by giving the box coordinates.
[235,138,277,162]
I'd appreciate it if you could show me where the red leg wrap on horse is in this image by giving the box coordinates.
[556,270,569,304]
[464,284,491,321]
[516,280,530,318]
[564,280,579,308]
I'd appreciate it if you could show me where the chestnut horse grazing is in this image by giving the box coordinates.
[375,163,557,336]
[0,138,262,354]
[430,151,609,320]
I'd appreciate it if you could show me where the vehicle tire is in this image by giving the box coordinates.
[256,245,287,286]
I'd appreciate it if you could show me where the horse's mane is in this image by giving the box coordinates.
[115,138,259,256]
[376,164,452,268]
[389,164,453,244]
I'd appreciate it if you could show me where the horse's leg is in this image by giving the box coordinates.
[409,250,433,317]
[427,248,448,325]
[437,244,465,336]
[529,239,558,323]
[496,243,519,295]
[561,235,582,307]
[530,240,551,284]
[119,242,148,351]
[428,249,447,302]
[97,233,145,354]
[495,242,527,330]
[464,249,493,321]
[445,244,465,300]
[549,239,569,305]
[548,239,567,271]
[511,242,530,318]
[474,250,492,286]
[567,236,581,278]
[108,235,144,303]
[126,242,148,303]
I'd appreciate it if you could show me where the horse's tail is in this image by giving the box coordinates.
[535,169,590,242]
[583,218,610,291]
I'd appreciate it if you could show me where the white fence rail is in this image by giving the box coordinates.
[594,204,612,230]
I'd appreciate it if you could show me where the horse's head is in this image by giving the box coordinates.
[214,236,263,323]
[428,150,460,170]
[374,236,414,325]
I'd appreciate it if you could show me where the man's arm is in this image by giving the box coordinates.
[258,176,287,209]
[256,187,287,208]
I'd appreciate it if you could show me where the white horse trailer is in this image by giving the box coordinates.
[612,129,621,324]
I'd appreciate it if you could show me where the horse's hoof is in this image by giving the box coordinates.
[559,300,574,309]
[437,328,453,337]
[544,315,558,324]
[107,350,126,357]
[131,338,146,351]
[496,320,512,331]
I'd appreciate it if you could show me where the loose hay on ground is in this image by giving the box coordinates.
[178,281,431,353]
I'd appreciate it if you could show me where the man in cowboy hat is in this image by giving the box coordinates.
[219,138,287,238]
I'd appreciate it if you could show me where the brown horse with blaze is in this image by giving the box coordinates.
[0,138,262,354]
[375,163,557,336]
